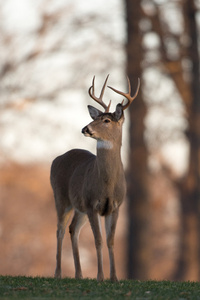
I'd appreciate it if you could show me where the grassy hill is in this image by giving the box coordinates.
[0,276,200,299]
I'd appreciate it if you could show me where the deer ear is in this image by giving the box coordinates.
[113,104,124,121]
[88,105,103,120]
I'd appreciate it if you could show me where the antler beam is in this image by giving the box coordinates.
[88,75,111,112]
[108,76,140,110]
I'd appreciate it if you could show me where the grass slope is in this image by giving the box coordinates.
[0,276,200,299]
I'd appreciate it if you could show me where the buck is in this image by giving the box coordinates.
[50,75,140,281]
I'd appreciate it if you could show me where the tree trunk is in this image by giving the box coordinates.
[125,0,149,280]
[174,0,200,281]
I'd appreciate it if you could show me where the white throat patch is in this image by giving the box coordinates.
[97,140,113,150]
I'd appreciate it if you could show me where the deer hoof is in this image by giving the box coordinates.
[54,269,61,279]
[97,274,104,282]
[111,275,118,282]
[75,273,83,279]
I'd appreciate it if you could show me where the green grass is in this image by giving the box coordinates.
[0,276,200,299]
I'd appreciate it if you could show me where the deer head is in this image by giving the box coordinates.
[82,75,140,144]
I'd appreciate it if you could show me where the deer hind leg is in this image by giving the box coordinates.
[87,211,104,281]
[105,208,119,282]
[55,207,73,278]
[69,211,87,279]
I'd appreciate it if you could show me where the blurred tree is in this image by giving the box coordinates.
[125,0,150,280]
[0,0,125,163]
[174,0,200,280]
[125,0,200,280]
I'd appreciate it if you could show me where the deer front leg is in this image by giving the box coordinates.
[87,211,104,281]
[69,211,87,279]
[105,208,119,282]
[55,209,72,278]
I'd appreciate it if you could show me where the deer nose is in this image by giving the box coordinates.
[81,126,87,134]
[82,126,92,136]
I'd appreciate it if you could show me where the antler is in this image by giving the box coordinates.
[88,75,111,112]
[108,76,140,110]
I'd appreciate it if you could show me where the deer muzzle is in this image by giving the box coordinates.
[82,125,93,137]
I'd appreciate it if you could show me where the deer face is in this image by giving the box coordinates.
[82,105,124,143]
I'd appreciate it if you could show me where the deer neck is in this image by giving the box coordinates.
[96,139,122,180]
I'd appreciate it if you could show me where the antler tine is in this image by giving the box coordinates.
[108,77,140,110]
[88,75,111,112]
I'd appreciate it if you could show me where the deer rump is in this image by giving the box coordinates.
[51,149,120,217]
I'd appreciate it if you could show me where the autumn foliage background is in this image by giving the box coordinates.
[0,0,200,281]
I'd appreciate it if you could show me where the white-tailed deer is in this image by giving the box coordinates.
[50,75,140,281]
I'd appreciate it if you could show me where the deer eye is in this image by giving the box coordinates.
[104,119,111,123]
